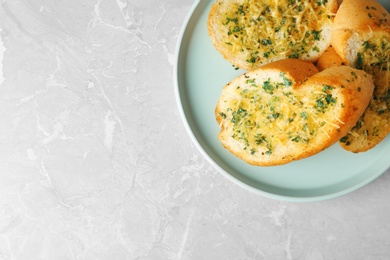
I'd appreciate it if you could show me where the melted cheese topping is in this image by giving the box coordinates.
[355,35,390,92]
[219,74,340,155]
[218,0,333,67]
[340,35,390,147]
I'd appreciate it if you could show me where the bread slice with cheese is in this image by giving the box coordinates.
[208,0,338,70]
[331,0,390,152]
[215,59,374,166]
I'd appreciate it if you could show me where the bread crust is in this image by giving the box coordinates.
[332,0,389,33]
[316,46,345,71]
[215,59,374,166]
[208,0,338,70]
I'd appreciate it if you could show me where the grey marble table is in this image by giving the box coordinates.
[0,0,390,259]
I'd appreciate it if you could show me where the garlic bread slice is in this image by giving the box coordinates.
[208,0,338,70]
[215,59,374,166]
[331,0,390,152]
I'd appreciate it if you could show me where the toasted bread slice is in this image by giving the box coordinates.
[215,59,374,166]
[331,0,390,152]
[208,0,338,70]
[316,46,345,71]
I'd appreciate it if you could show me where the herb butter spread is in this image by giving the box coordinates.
[221,72,339,156]
[338,34,390,150]
[208,0,337,70]
[342,36,390,144]
[215,59,374,166]
[331,0,390,153]
[356,36,390,94]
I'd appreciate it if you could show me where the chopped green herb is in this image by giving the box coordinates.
[311,30,321,41]
[246,56,257,63]
[301,111,308,120]
[267,113,281,120]
[291,136,301,142]
[316,0,328,5]
[255,133,266,145]
[261,38,273,46]
[356,53,364,69]
[322,85,334,92]
[339,136,351,146]
[231,107,247,124]
[280,72,292,87]
[325,94,336,104]
[219,112,227,119]
[238,5,245,15]
[262,80,274,94]
[225,17,238,24]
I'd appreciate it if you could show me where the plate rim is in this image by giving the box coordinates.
[173,0,390,202]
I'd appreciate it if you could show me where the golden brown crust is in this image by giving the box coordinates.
[316,46,345,71]
[330,29,353,64]
[215,59,374,166]
[259,59,319,88]
[332,0,390,33]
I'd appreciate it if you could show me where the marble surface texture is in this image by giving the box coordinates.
[0,0,390,259]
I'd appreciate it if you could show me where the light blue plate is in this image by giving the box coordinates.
[174,0,390,202]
